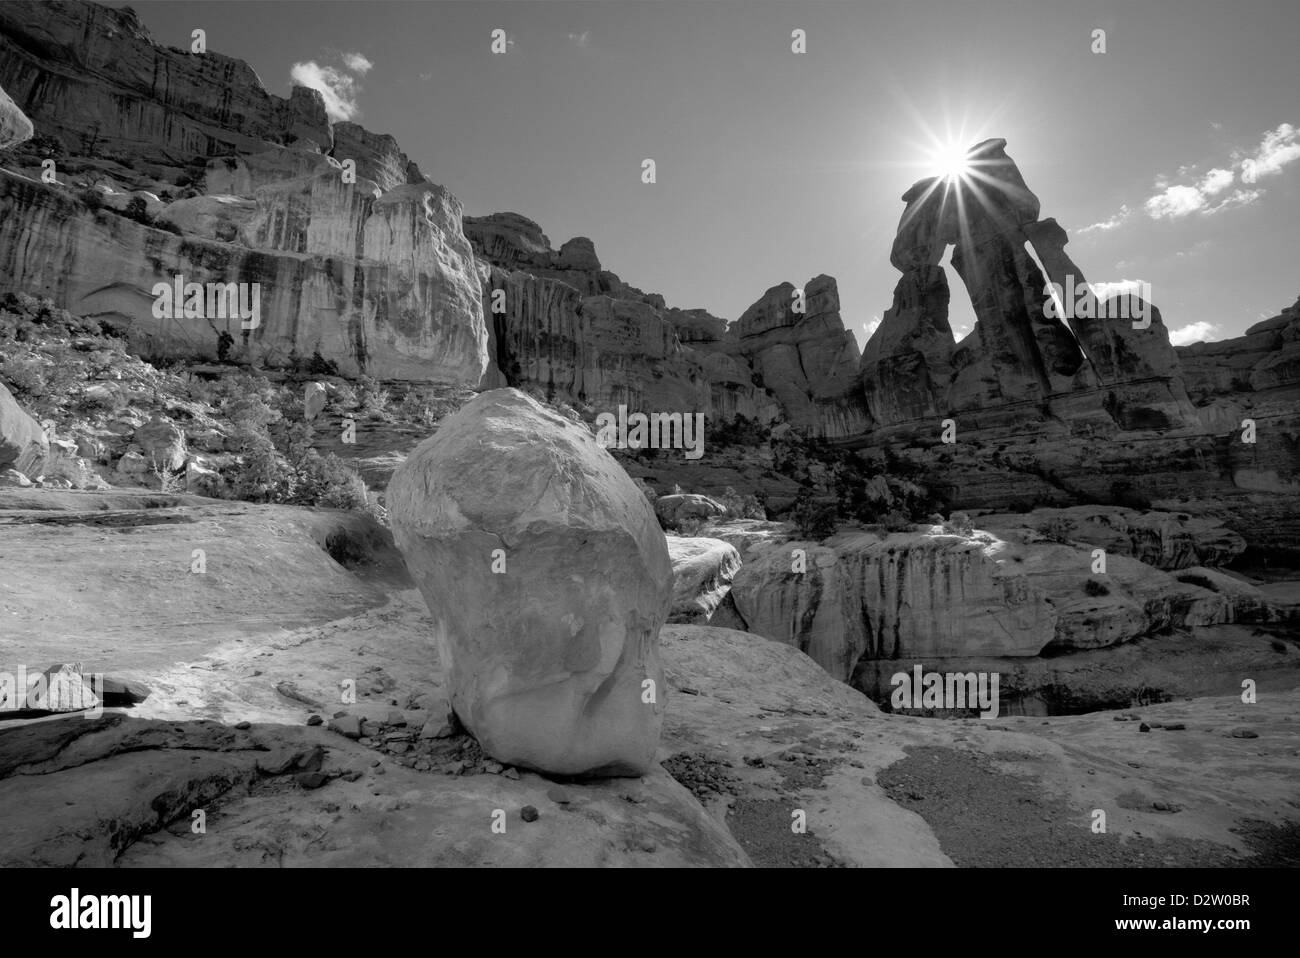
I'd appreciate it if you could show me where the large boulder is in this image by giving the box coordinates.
[0,380,47,476]
[654,493,726,529]
[387,388,672,777]
[134,416,186,472]
[666,536,742,623]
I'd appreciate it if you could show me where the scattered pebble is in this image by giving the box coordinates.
[521,805,539,822]
[306,714,323,727]
[234,720,251,730]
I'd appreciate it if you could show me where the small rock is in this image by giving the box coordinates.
[295,772,327,789]
[1163,723,1186,731]
[328,715,363,739]
[1229,728,1259,739]
[503,767,520,780]
[546,786,573,805]
[1139,723,1151,733]
[484,762,504,774]
[306,714,323,727]
[234,721,251,730]
[520,805,539,822]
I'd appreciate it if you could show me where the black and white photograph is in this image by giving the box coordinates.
[0,0,1295,923]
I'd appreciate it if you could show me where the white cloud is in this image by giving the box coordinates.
[567,30,591,47]
[1199,167,1234,196]
[342,52,373,75]
[1134,123,1298,223]
[1091,278,1150,300]
[1168,321,1219,346]
[1145,184,1207,220]
[290,61,360,122]
[1078,204,1131,234]
[1202,188,1263,215]
[863,315,881,338]
[1239,123,1300,184]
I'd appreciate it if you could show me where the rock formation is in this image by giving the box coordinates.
[0,380,46,475]
[0,81,32,150]
[726,525,1276,685]
[0,0,487,382]
[862,139,1200,434]
[387,389,672,776]
[666,536,742,623]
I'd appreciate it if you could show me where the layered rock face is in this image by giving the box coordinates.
[726,526,1275,685]
[0,0,487,381]
[387,389,672,776]
[466,212,798,429]
[1179,296,1300,398]
[731,276,870,437]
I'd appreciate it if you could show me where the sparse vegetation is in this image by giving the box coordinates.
[1037,517,1077,544]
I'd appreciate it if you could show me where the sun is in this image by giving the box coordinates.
[932,140,973,182]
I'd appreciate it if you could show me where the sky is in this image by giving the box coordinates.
[117,0,1300,347]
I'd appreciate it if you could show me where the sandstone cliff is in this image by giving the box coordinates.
[0,1,487,382]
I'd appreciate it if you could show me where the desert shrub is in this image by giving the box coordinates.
[941,511,974,535]
[1037,517,1077,544]
[123,195,151,225]
[226,428,292,502]
[224,391,279,431]
[292,450,370,512]
[790,485,839,540]
[306,351,339,376]
[715,485,766,520]
[0,354,47,396]
[332,381,358,411]
[879,510,915,533]
[1084,579,1110,597]
[676,517,705,537]
[357,375,392,420]
[77,187,104,212]
[709,414,770,448]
